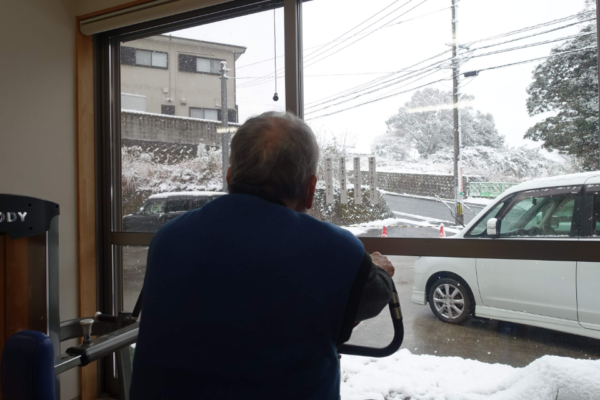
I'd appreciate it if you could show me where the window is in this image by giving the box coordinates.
[99,0,600,397]
[192,196,217,209]
[165,198,190,213]
[161,104,175,115]
[142,199,166,215]
[499,189,579,237]
[121,46,169,69]
[465,199,508,236]
[190,107,238,122]
[179,54,223,74]
[190,107,219,120]
[593,195,600,235]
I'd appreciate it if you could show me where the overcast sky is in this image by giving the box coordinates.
[171,0,590,154]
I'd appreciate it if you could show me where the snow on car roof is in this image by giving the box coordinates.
[504,171,600,195]
[148,191,227,199]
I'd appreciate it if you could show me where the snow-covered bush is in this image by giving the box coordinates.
[122,145,222,215]
[374,145,577,182]
[308,188,394,226]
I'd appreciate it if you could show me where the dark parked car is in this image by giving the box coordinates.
[123,191,225,232]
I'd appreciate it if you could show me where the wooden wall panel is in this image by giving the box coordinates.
[4,237,29,339]
[76,20,98,400]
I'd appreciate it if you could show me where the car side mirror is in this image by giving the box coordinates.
[550,216,560,228]
[487,218,501,236]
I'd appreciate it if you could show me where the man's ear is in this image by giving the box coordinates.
[305,175,318,210]
[226,167,232,186]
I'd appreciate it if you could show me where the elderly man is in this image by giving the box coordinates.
[130,112,395,400]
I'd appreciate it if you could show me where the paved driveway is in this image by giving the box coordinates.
[346,256,600,367]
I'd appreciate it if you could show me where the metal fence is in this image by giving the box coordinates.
[468,182,518,198]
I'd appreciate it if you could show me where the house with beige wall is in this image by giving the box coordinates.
[121,35,246,122]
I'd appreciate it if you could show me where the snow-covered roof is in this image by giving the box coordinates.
[503,171,600,195]
[149,191,227,199]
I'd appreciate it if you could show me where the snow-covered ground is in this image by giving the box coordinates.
[341,349,600,400]
[340,216,461,236]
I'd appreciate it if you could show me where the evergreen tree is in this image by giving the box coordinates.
[383,88,503,158]
[525,17,599,169]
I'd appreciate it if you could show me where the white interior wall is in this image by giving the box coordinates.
[1,0,223,398]
[0,0,80,399]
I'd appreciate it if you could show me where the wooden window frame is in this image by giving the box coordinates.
[75,0,600,398]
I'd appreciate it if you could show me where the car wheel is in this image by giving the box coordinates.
[428,278,472,324]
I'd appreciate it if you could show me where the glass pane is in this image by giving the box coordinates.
[210,59,222,74]
[204,109,218,121]
[594,195,600,235]
[301,0,600,398]
[196,57,210,73]
[122,245,148,313]
[152,52,168,68]
[500,194,575,237]
[120,9,286,233]
[135,49,151,66]
[189,107,204,119]
[465,200,506,236]
[302,0,597,243]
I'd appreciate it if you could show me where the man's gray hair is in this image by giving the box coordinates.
[229,112,320,202]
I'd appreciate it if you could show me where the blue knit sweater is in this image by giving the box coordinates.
[130,193,365,399]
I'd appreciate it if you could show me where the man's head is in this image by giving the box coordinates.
[227,112,320,212]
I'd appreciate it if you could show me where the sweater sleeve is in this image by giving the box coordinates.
[336,252,394,346]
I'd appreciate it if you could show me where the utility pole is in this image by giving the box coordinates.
[451,0,464,226]
[220,61,230,192]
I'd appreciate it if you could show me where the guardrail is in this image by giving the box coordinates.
[468,182,518,198]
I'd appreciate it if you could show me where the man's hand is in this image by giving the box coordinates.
[371,252,395,277]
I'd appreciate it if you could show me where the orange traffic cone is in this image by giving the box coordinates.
[382,226,388,238]
[439,224,446,238]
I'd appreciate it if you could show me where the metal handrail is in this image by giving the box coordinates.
[338,283,404,357]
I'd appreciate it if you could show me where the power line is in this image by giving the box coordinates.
[304,0,425,65]
[239,0,413,87]
[235,71,399,79]
[306,76,452,121]
[306,46,597,121]
[464,10,594,47]
[468,31,596,60]
[305,18,595,110]
[305,49,453,109]
[241,0,431,88]
[305,64,448,114]
[236,4,457,71]
[472,45,597,73]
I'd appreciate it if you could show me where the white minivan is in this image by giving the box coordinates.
[412,171,600,340]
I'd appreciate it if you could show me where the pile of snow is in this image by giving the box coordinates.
[341,349,600,400]
[341,215,460,236]
[373,146,577,182]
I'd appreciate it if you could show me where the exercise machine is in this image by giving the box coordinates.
[0,194,403,400]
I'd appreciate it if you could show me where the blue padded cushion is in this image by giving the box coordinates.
[1,330,56,400]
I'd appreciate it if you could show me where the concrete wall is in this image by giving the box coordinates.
[122,110,240,146]
[0,1,79,399]
[121,35,244,117]
[350,171,478,199]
